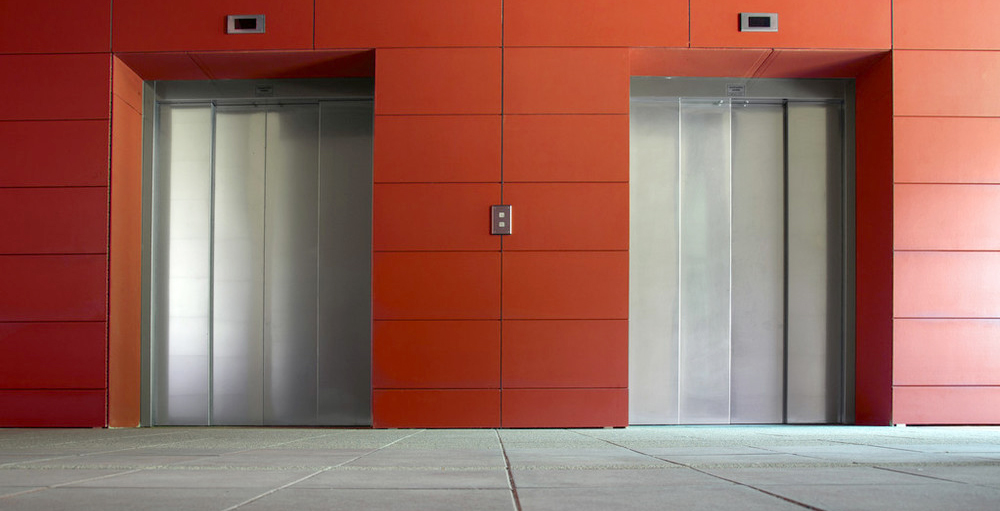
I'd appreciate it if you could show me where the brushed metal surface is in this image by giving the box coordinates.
[316,101,373,426]
[730,103,785,424]
[262,104,321,425]
[786,103,844,424]
[152,104,214,426]
[677,100,732,425]
[211,107,266,425]
[629,99,680,425]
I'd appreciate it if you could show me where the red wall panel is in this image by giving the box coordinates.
[376,48,502,115]
[503,0,687,47]
[373,252,500,319]
[0,390,105,427]
[502,320,627,388]
[895,252,1000,319]
[894,319,1000,386]
[895,51,1000,117]
[755,50,886,78]
[503,251,628,319]
[374,321,500,389]
[112,0,313,52]
[375,116,501,183]
[0,255,107,321]
[0,54,111,121]
[690,0,891,49]
[108,80,144,428]
[0,120,110,187]
[894,387,1000,425]
[630,48,770,78]
[894,0,1000,50]
[502,389,627,427]
[0,323,106,389]
[316,0,501,48]
[374,184,500,251]
[854,54,894,425]
[503,183,628,251]
[895,184,1000,251]
[374,390,501,428]
[503,115,628,182]
[0,0,111,53]
[503,48,629,114]
[0,188,109,254]
[895,117,1000,184]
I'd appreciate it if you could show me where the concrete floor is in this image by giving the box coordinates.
[1,426,999,510]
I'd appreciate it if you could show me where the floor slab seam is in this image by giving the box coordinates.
[0,467,145,501]
[495,430,523,511]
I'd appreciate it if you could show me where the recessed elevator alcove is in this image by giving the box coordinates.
[147,79,373,426]
[629,77,856,425]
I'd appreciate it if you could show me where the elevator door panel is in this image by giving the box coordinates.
[731,103,786,424]
[152,99,372,426]
[678,100,732,424]
[212,108,266,425]
[629,78,850,425]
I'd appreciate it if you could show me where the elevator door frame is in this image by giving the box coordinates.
[629,77,857,425]
[139,78,375,426]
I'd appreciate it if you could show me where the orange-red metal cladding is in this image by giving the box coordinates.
[895,117,1000,184]
[894,320,1000,386]
[374,390,501,428]
[316,0,501,48]
[503,0,688,47]
[502,389,628,428]
[895,185,1000,251]
[373,184,501,251]
[0,0,111,53]
[373,321,501,389]
[503,114,628,182]
[112,0,314,52]
[375,48,502,115]
[894,0,1000,50]
[502,320,627,388]
[502,183,629,251]
[690,0,891,49]
[374,116,502,183]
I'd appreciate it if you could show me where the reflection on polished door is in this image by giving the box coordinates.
[629,78,853,425]
[151,98,372,426]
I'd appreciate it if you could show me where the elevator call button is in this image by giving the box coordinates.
[491,205,512,235]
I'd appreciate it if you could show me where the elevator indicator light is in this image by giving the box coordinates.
[740,13,778,32]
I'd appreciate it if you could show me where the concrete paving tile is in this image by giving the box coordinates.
[702,465,945,486]
[345,448,506,468]
[498,430,611,449]
[239,488,515,511]
[511,467,721,488]
[763,445,992,464]
[389,429,502,449]
[65,468,316,489]
[884,465,1000,488]
[0,487,263,511]
[0,468,132,487]
[655,453,820,467]
[634,446,774,456]
[294,467,510,489]
[760,482,1000,511]
[517,484,805,511]
[172,449,370,469]
[875,443,1000,454]
[505,448,668,469]
[15,453,204,469]
[276,430,418,449]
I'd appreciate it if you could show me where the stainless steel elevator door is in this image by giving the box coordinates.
[629,78,852,425]
[151,100,373,426]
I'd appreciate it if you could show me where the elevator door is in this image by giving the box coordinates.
[151,98,372,426]
[629,78,853,425]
